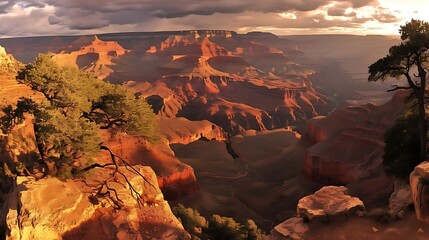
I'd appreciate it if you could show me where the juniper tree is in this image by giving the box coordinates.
[1,53,159,177]
[369,19,429,164]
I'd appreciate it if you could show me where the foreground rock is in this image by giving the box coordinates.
[410,161,429,223]
[389,180,412,219]
[2,165,190,240]
[297,186,364,222]
[267,217,309,240]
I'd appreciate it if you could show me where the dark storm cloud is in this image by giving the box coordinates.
[0,0,45,13]
[36,0,387,30]
[0,0,403,36]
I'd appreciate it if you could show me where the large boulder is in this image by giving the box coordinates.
[1,165,190,240]
[410,161,429,223]
[297,186,365,222]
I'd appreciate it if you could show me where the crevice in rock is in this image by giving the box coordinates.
[224,139,239,159]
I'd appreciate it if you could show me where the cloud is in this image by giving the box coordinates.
[0,0,406,36]
[372,7,401,23]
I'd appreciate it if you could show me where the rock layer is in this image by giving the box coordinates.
[303,90,406,185]
[102,132,199,199]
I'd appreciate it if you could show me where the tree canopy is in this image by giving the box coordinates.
[369,19,429,165]
[1,53,159,176]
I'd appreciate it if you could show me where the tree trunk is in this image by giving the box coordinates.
[418,77,427,164]
[33,124,45,161]
[418,96,426,164]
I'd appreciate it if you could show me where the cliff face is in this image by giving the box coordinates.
[2,166,190,240]
[137,31,327,134]
[101,132,199,200]
[303,91,406,186]
[52,36,129,79]
[0,46,44,106]
[160,117,227,144]
[0,46,19,74]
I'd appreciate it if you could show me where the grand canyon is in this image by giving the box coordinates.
[1,6,429,240]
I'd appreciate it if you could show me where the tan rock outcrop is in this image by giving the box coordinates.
[0,45,19,73]
[2,165,190,240]
[389,180,412,219]
[410,161,429,223]
[297,186,364,222]
[159,117,227,144]
[267,217,308,240]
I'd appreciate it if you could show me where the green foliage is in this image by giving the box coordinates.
[172,204,263,240]
[383,105,420,178]
[369,19,429,166]
[368,19,429,82]
[172,204,207,236]
[0,53,159,176]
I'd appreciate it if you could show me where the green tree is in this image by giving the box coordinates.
[369,19,429,164]
[383,102,420,178]
[1,53,159,177]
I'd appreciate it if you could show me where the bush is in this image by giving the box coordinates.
[172,204,263,240]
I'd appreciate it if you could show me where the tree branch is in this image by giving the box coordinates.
[76,144,156,209]
[387,85,413,92]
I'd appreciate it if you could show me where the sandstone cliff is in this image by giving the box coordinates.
[159,117,227,144]
[1,166,190,240]
[52,36,129,79]
[0,46,19,74]
[101,132,199,200]
[303,91,407,186]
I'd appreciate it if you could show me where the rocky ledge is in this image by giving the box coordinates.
[1,165,190,240]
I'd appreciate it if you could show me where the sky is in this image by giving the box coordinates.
[0,0,428,37]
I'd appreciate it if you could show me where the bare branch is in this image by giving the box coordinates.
[76,144,156,209]
[387,85,413,92]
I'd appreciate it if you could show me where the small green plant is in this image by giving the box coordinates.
[172,204,263,240]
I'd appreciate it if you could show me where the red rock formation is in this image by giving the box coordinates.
[52,36,129,79]
[159,117,227,144]
[101,132,199,199]
[0,32,329,135]
[303,90,407,186]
